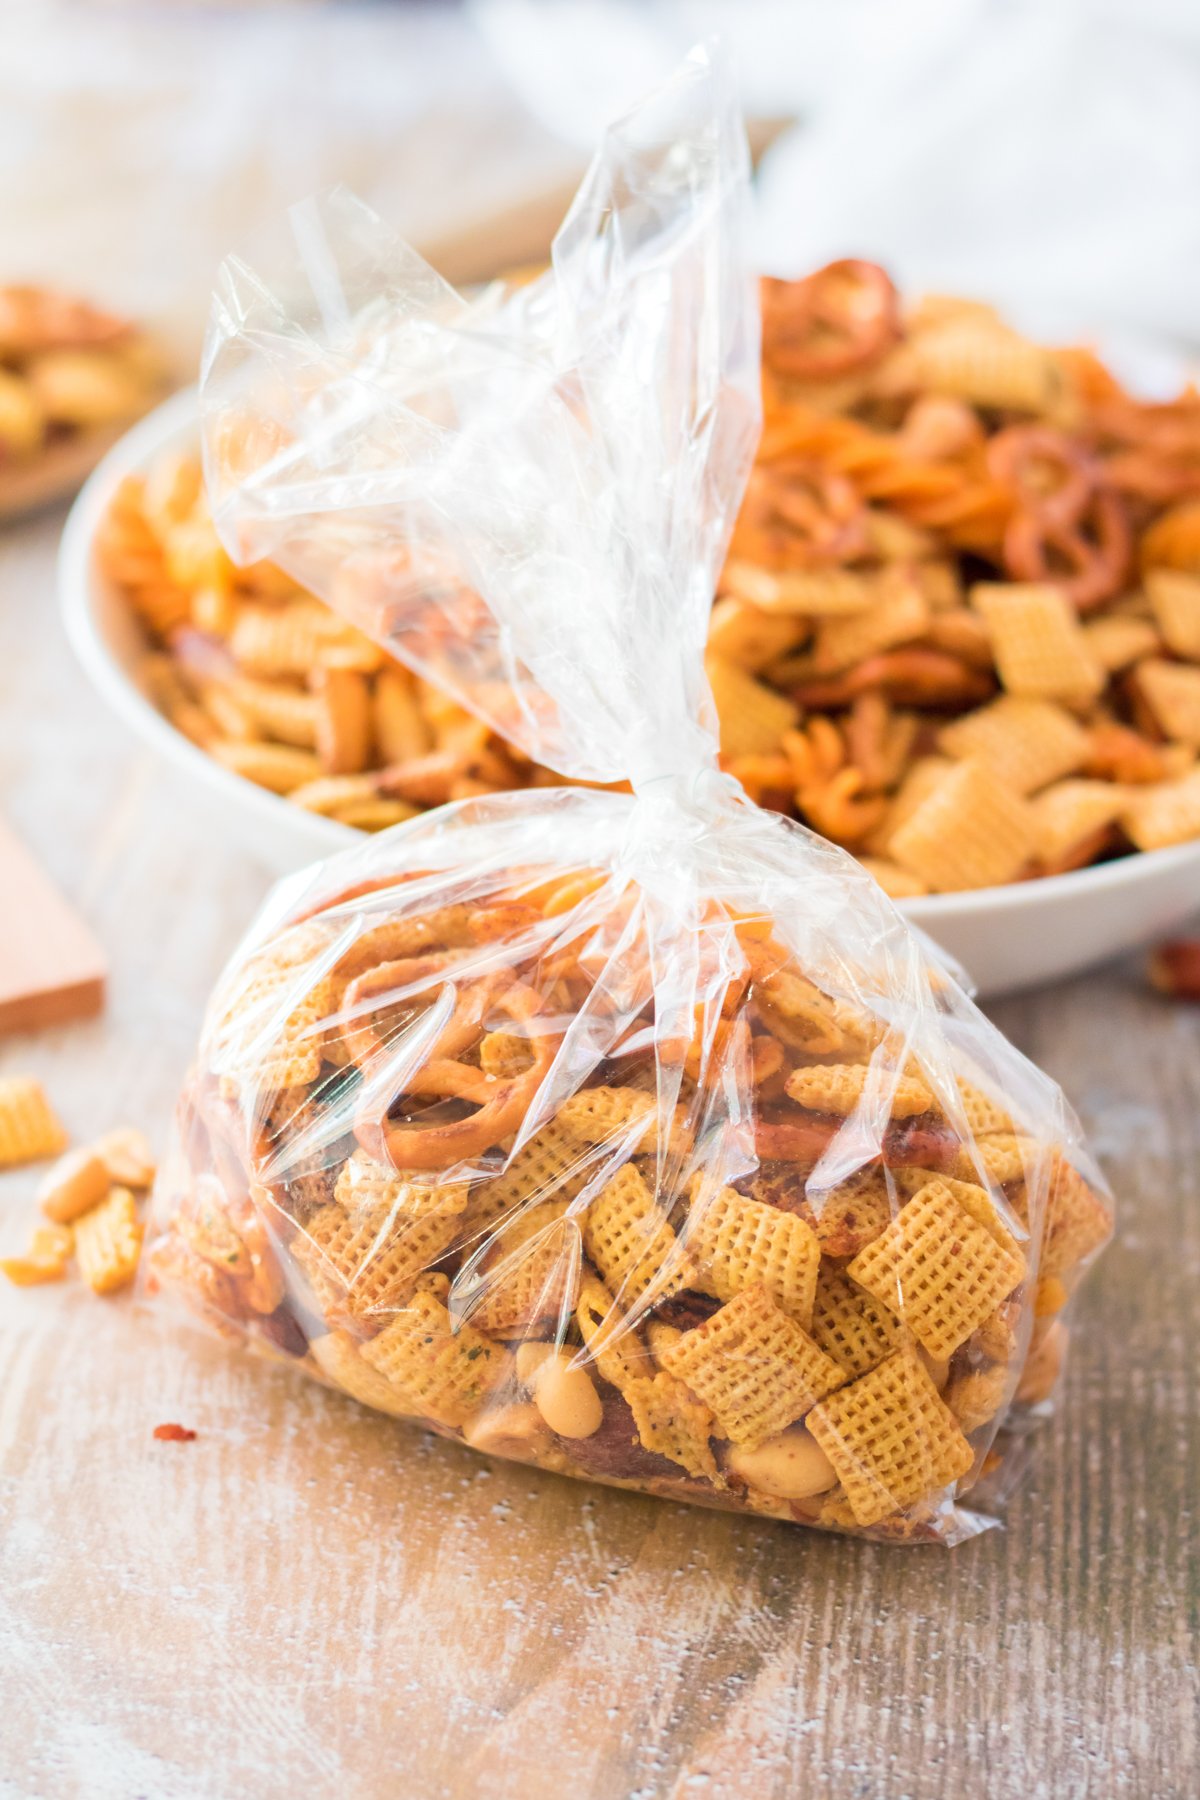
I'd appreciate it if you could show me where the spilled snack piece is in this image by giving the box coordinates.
[94,1127,157,1189]
[39,1147,110,1223]
[153,1423,198,1442]
[0,1076,67,1168]
[141,59,1113,1546]
[0,1243,70,1286]
[1147,937,1200,1001]
[75,1186,143,1295]
[1,1124,157,1294]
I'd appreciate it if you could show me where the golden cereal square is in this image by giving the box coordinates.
[919,1172,1025,1263]
[938,697,1089,796]
[230,601,380,679]
[294,1200,459,1329]
[951,1132,1039,1187]
[972,582,1104,704]
[878,757,954,846]
[810,1265,906,1378]
[1082,614,1162,672]
[334,1150,468,1220]
[720,562,879,617]
[360,1290,505,1428]
[1039,1160,1113,1280]
[463,1117,599,1238]
[575,1273,654,1390]
[798,1169,894,1257]
[1146,569,1200,661]
[907,321,1061,412]
[889,758,1037,893]
[784,1061,932,1120]
[310,1328,419,1419]
[812,575,930,674]
[1031,780,1129,866]
[848,1178,1025,1358]
[660,1285,846,1449]
[555,1085,678,1156]
[685,1183,821,1326]
[705,650,800,757]
[807,1349,975,1526]
[469,1203,579,1337]
[75,1187,143,1295]
[624,1371,719,1480]
[582,1164,693,1306]
[208,925,333,1088]
[953,1077,1015,1138]
[751,967,878,1058]
[707,598,806,671]
[210,740,323,796]
[1135,660,1200,748]
[0,1077,67,1168]
[1121,770,1200,850]
[856,857,930,900]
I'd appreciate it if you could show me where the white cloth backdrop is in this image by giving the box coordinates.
[472,0,1200,359]
[0,0,574,358]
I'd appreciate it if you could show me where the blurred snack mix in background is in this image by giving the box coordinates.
[99,264,1200,893]
[0,287,168,512]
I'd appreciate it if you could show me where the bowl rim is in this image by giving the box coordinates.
[59,387,356,860]
[61,386,1200,912]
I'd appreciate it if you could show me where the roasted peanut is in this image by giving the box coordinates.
[724,1429,838,1499]
[38,1148,110,1224]
[463,1401,553,1460]
[530,1351,603,1439]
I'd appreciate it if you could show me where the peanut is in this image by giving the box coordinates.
[724,1429,838,1500]
[463,1401,553,1460]
[38,1148,110,1223]
[530,1351,603,1439]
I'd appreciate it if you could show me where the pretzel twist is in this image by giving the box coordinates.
[762,262,900,381]
[988,424,1131,611]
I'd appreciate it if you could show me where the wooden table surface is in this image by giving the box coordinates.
[2,495,1198,1800]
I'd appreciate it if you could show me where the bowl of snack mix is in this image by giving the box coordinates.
[0,284,170,516]
[61,264,1200,997]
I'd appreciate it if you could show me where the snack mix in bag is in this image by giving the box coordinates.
[145,49,1112,1544]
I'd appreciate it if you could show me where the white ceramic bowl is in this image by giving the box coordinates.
[61,390,1200,998]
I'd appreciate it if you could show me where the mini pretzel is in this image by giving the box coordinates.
[338,953,506,1069]
[988,425,1131,611]
[1003,489,1131,612]
[733,461,869,568]
[367,1051,557,1172]
[761,263,900,381]
[987,425,1094,528]
[356,980,560,1172]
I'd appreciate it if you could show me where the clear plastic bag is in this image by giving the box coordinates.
[145,46,1112,1543]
